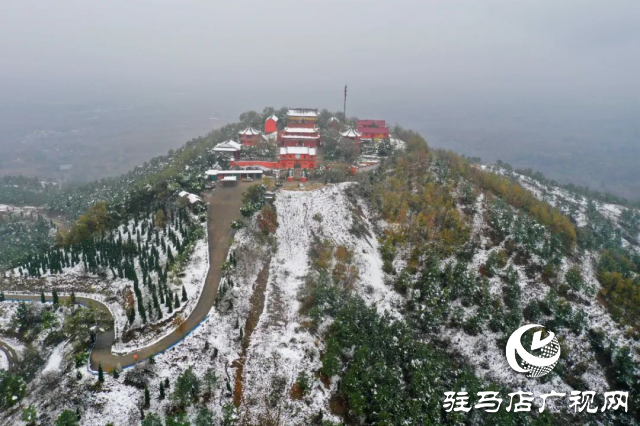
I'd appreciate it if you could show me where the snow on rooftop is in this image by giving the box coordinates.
[281,134,320,140]
[279,146,317,156]
[222,176,237,181]
[238,127,261,136]
[341,127,361,138]
[287,108,318,117]
[213,140,242,152]
[178,191,203,204]
[283,126,319,133]
[267,114,278,122]
[206,169,264,175]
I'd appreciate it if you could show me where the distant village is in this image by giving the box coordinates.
[203,108,401,186]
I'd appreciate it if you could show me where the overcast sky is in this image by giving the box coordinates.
[2,0,639,109]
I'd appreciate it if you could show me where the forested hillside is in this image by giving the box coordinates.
[0,112,638,425]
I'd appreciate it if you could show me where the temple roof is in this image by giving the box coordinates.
[287,108,319,117]
[283,126,319,133]
[212,140,242,152]
[281,134,320,140]
[357,119,387,128]
[238,127,261,136]
[205,169,264,175]
[266,114,278,122]
[341,128,362,138]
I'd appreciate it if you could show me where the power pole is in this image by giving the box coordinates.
[343,84,347,120]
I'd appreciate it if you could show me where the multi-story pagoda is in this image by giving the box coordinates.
[280,108,321,148]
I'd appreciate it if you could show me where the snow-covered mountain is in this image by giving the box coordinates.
[0,120,638,425]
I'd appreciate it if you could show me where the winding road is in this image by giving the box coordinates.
[5,183,247,372]
[0,340,18,370]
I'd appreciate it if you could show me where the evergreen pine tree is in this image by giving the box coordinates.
[0,291,4,302]
[144,386,150,408]
[138,296,147,324]
[52,290,59,305]
[70,291,76,305]
[40,291,45,303]
[174,292,180,309]
[159,286,165,304]
[181,286,187,302]
[113,368,120,379]
[164,377,170,389]
[98,363,104,383]
[159,381,165,400]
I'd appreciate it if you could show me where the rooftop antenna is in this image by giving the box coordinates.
[343,84,348,121]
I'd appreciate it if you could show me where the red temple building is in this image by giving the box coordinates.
[278,146,317,169]
[238,126,262,146]
[356,119,390,141]
[264,114,278,133]
[280,108,321,148]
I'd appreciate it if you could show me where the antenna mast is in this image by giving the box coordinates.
[343,84,347,120]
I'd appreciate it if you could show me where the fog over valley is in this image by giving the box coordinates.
[1,0,639,198]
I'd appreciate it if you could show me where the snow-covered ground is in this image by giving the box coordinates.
[241,183,401,423]
[2,168,638,424]
[42,341,67,373]
[2,211,208,354]
[69,221,267,425]
[0,351,8,370]
[439,167,640,401]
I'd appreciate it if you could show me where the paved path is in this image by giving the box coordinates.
[5,183,247,371]
[0,340,18,370]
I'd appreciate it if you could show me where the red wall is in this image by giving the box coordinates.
[230,160,279,168]
[240,135,260,146]
[265,119,277,133]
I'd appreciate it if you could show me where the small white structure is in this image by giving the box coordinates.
[178,191,203,204]
[212,140,242,153]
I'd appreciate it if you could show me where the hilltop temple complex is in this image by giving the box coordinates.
[209,107,393,182]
